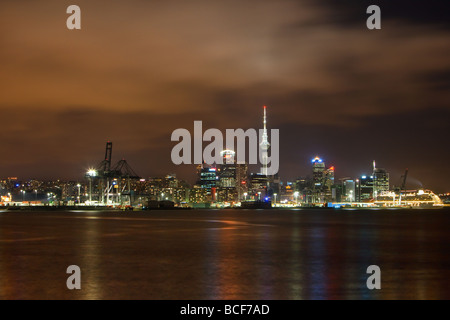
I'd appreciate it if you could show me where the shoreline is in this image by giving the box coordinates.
[0,205,446,212]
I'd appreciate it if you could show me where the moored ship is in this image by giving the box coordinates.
[374,189,444,209]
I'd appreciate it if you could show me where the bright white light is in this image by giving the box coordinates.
[87,169,97,177]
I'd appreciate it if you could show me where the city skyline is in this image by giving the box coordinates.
[0,104,445,193]
[0,1,449,302]
[0,149,442,194]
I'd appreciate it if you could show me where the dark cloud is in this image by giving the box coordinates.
[420,69,450,92]
[0,105,448,192]
[0,0,449,192]
[315,0,450,29]
[279,106,450,192]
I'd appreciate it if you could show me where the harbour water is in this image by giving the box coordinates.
[0,208,449,300]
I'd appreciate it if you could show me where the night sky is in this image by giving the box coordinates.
[0,1,449,192]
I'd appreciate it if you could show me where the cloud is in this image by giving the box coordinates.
[0,1,448,190]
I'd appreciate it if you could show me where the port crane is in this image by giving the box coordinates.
[87,142,140,205]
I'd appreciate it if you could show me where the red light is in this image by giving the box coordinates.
[263,105,267,109]
[330,166,335,171]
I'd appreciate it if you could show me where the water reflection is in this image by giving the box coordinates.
[289,214,303,299]
[0,210,449,299]
[79,218,102,300]
[199,211,449,300]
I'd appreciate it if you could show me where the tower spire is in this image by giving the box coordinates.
[260,106,270,176]
[261,106,270,148]
[263,105,267,131]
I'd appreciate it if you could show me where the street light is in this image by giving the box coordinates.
[258,192,261,201]
[243,192,248,201]
[86,169,97,205]
[21,190,25,203]
[87,169,97,177]
[294,191,299,205]
[273,193,277,205]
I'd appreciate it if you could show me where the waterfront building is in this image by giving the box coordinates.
[198,166,218,194]
[312,156,325,189]
[323,166,335,202]
[343,179,356,202]
[356,175,374,202]
[236,161,249,201]
[249,173,269,200]
[189,185,209,204]
[217,150,236,189]
[373,167,390,199]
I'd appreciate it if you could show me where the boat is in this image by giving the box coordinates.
[374,189,444,209]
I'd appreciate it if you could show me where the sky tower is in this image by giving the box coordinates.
[260,106,270,176]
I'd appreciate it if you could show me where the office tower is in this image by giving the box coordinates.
[324,166,335,190]
[198,165,217,194]
[213,150,238,202]
[218,150,236,188]
[312,156,325,189]
[373,162,390,199]
[323,166,335,202]
[249,173,269,200]
[356,175,374,202]
[343,179,356,202]
[236,162,248,200]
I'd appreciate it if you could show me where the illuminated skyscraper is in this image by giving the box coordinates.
[373,162,390,199]
[324,166,335,190]
[218,150,236,188]
[197,164,217,201]
[324,166,335,202]
[216,150,244,202]
[344,179,356,202]
[236,162,248,201]
[249,173,268,200]
[312,156,325,189]
[356,175,374,202]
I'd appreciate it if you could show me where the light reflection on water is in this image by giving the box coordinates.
[79,218,102,300]
[0,209,449,299]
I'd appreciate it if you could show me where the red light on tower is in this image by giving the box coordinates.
[330,166,335,171]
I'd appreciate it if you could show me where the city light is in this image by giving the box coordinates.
[87,169,97,177]
[294,191,299,205]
